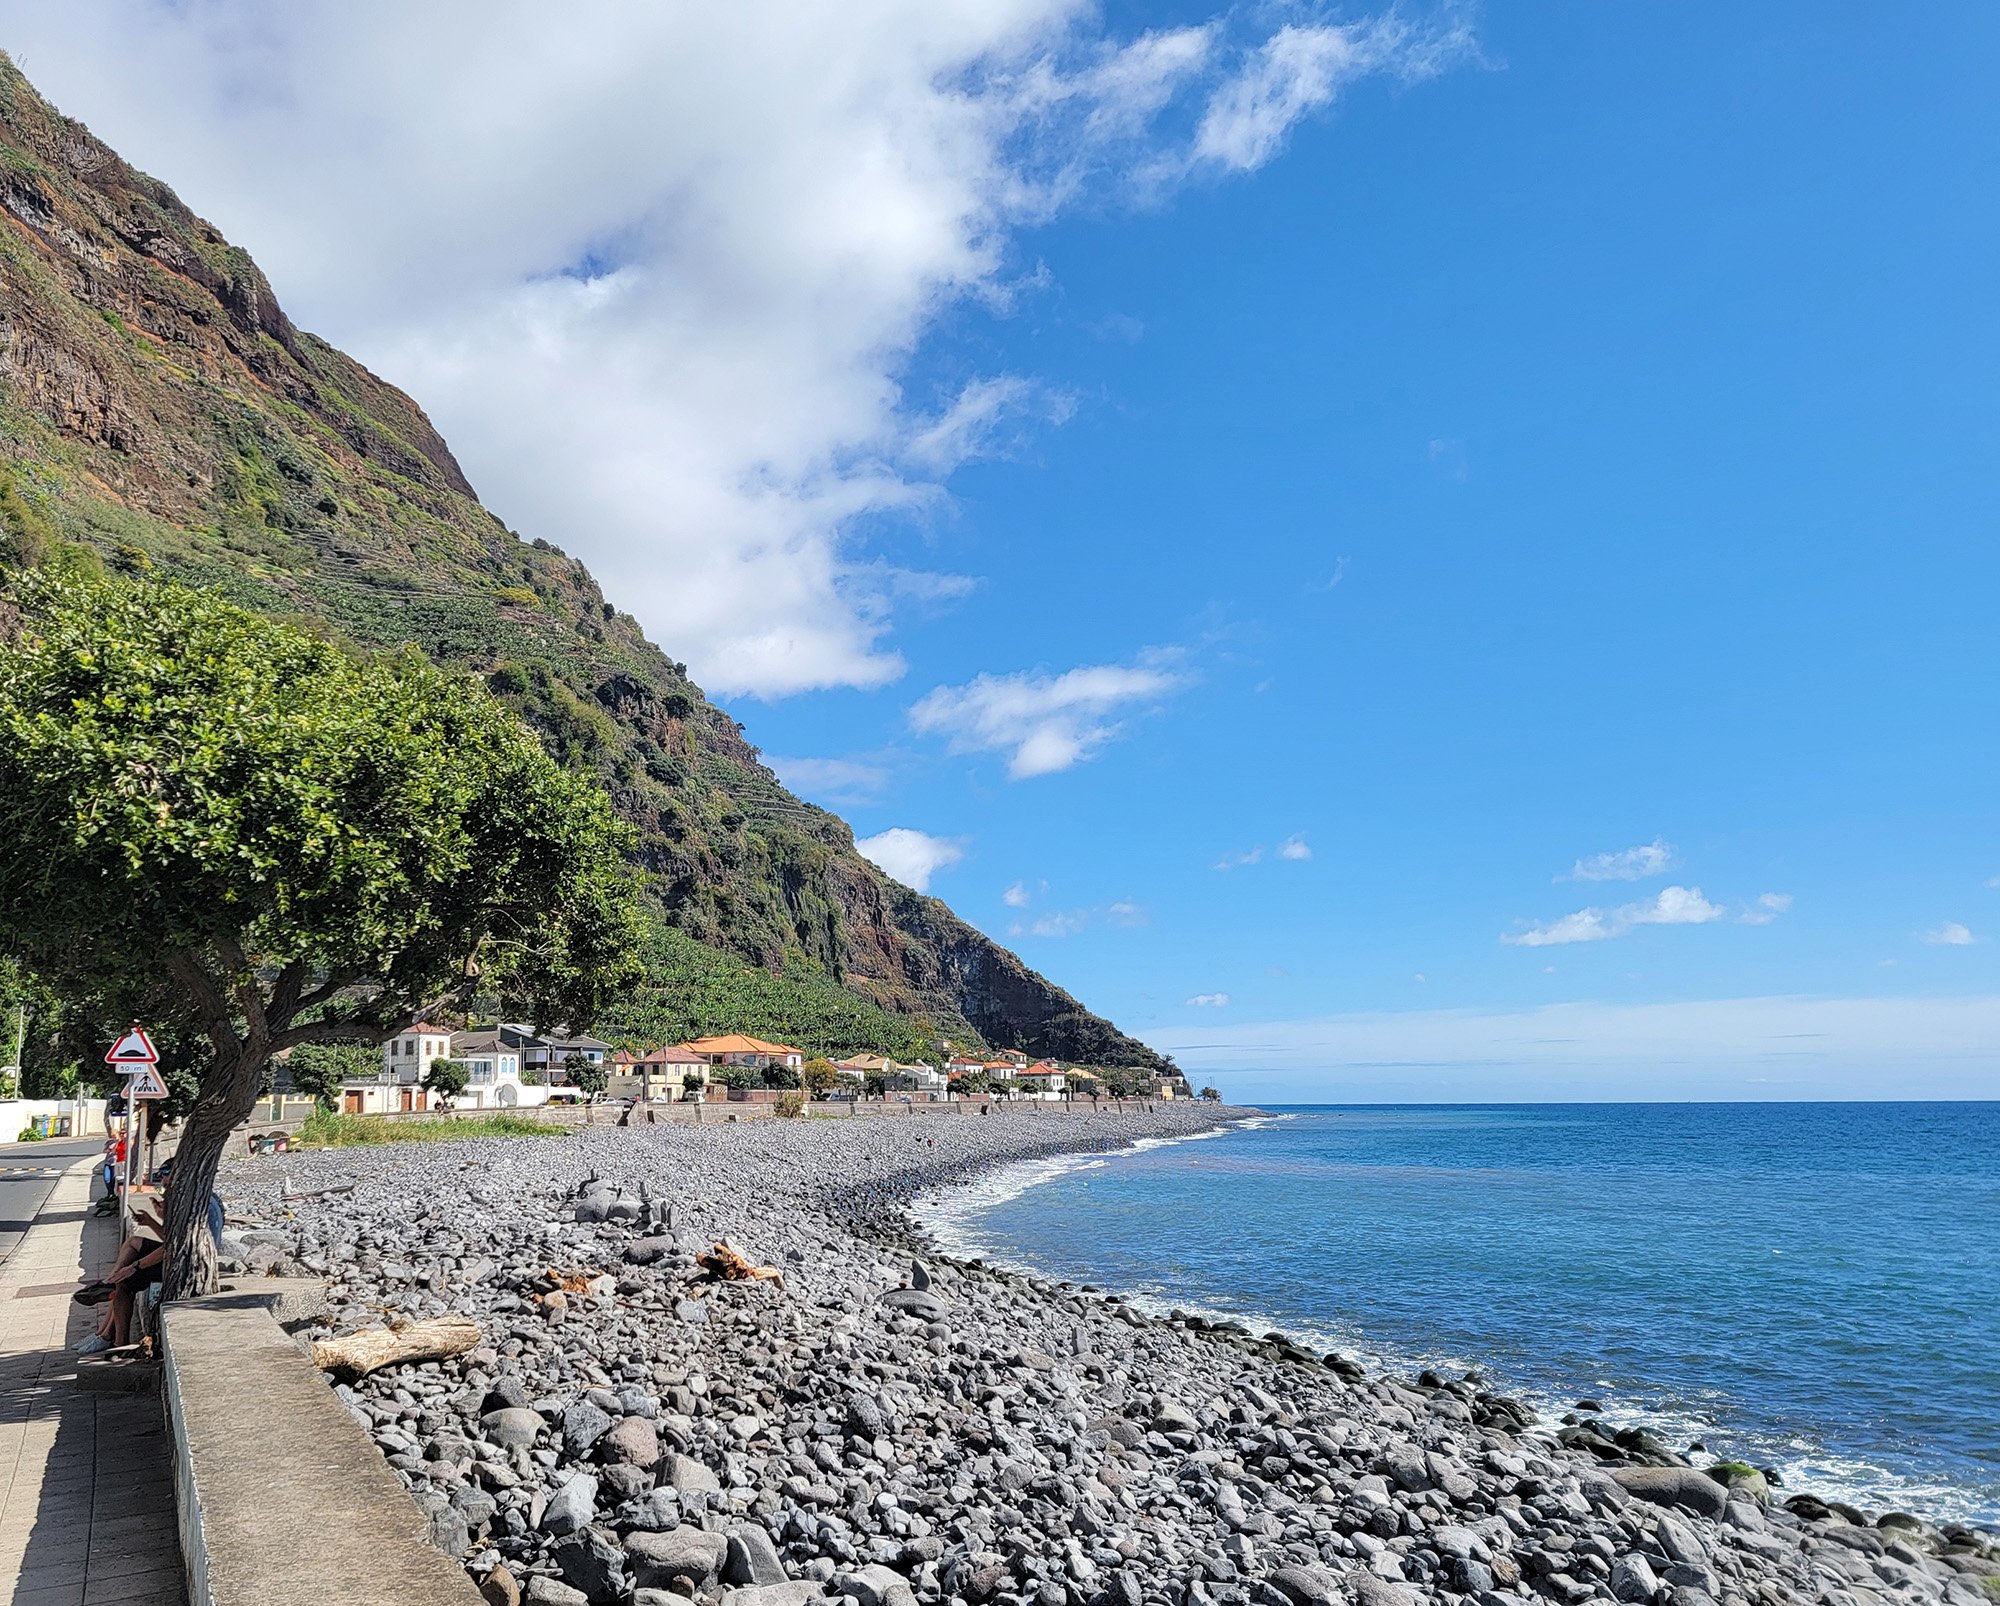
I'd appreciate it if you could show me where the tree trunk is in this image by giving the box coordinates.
[162,1046,269,1302]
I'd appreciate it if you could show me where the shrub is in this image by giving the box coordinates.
[774,1091,806,1119]
[296,1110,562,1147]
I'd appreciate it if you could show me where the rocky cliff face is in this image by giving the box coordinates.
[0,55,1164,1068]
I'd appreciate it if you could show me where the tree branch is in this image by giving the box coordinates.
[164,951,242,1064]
[265,960,305,1037]
[215,937,269,1051]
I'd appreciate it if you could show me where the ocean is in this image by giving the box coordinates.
[919,1102,2000,1526]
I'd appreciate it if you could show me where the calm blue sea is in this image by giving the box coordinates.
[921,1103,2000,1525]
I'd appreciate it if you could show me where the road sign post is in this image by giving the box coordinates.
[104,1026,164,1200]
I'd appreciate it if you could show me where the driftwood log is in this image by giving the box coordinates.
[697,1241,784,1288]
[310,1313,481,1377]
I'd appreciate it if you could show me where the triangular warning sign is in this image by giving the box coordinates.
[124,1062,169,1099]
[105,1025,160,1065]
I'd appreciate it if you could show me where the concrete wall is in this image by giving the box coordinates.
[161,1288,484,1606]
[0,1097,108,1139]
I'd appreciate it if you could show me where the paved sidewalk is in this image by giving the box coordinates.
[0,1156,185,1606]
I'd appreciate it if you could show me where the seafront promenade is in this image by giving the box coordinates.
[0,1148,184,1606]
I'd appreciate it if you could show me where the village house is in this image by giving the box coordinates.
[492,1023,612,1085]
[606,1045,710,1104]
[337,1022,457,1113]
[338,1022,611,1112]
[1015,1061,1068,1100]
[448,1028,538,1109]
[884,1061,947,1096]
[680,1034,804,1073]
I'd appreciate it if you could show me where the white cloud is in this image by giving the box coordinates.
[1921,921,1976,947]
[1504,885,1725,947]
[1008,898,1144,938]
[1218,835,1311,869]
[1014,910,1090,939]
[903,376,1075,474]
[1146,993,2000,1100]
[1740,891,1793,926]
[1563,838,1676,883]
[765,755,889,806]
[0,4,1463,699]
[1191,15,1470,173]
[910,656,1182,778]
[855,828,964,892]
[1185,992,1230,1007]
[1002,881,1033,908]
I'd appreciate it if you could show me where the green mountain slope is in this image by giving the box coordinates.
[0,53,1165,1068]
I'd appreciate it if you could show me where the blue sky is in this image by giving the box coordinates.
[746,5,2000,1098]
[7,2,1995,1098]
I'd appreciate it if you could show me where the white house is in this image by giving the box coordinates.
[342,1022,457,1113]
[495,1024,612,1084]
[449,1028,548,1108]
[884,1062,947,1096]
[606,1045,710,1104]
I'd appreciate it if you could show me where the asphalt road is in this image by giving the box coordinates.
[0,1137,102,1268]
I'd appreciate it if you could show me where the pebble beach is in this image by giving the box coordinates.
[220,1108,2000,1606]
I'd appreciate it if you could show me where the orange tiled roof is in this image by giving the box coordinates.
[642,1045,712,1064]
[679,1034,803,1057]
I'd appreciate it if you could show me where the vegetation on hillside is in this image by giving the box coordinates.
[0,52,1166,1072]
[594,922,945,1060]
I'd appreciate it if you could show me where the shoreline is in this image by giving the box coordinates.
[903,1113,1990,1531]
[223,1106,1999,1606]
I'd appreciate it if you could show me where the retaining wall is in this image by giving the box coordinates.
[161,1286,485,1606]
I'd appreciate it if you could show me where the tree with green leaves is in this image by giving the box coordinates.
[423,1057,471,1100]
[0,577,642,1299]
[1199,1085,1221,1102]
[285,1042,379,1110]
[713,1064,759,1092]
[563,1052,608,1099]
[799,1057,838,1097]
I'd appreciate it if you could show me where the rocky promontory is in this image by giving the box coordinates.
[220,1110,1999,1606]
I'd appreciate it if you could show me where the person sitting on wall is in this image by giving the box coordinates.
[73,1192,166,1355]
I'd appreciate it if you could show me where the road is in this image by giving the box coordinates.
[0,1137,102,1267]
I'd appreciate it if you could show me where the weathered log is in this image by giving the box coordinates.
[310,1313,480,1377]
[697,1241,784,1288]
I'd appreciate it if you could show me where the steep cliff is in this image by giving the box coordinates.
[0,54,1164,1068]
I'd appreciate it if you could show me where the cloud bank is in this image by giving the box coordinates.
[1149,993,2000,1100]
[0,2,1468,698]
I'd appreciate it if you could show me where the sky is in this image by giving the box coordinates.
[3,3,1996,1100]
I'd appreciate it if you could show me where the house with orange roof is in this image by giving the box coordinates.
[607,1044,711,1104]
[681,1034,805,1072]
